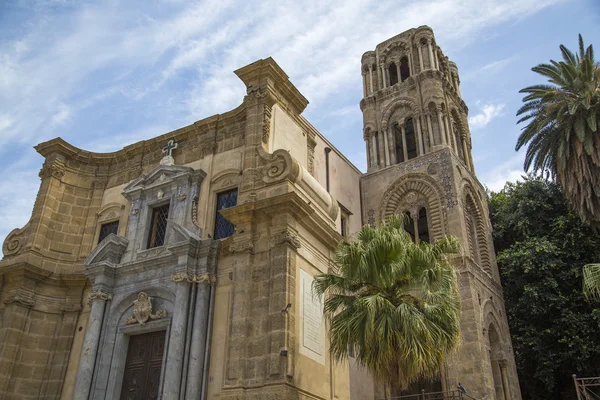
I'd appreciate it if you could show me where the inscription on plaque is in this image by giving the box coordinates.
[301,269,324,356]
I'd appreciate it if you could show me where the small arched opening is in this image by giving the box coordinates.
[394,124,404,163]
[400,56,410,82]
[405,118,418,160]
[418,207,430,243]
[389,63,399,86]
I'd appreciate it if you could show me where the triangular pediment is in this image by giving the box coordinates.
[123,164,206,197]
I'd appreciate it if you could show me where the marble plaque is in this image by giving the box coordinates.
[301,269,324,356]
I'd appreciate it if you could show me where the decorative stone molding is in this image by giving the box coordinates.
[87,290,112,305]
[2,222,30,257]
[262,104,272,144]
[380,98,420,132]
[125,292,167,325]
[272,231,301,249]
[3,293,35,308]
[39,161,65,180]
[171,272,217,285]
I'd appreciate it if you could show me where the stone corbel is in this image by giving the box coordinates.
[171,272,217,285]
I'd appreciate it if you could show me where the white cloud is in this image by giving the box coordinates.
[469,102,506,130]
[0,0,566,246]
[481,152,526,191]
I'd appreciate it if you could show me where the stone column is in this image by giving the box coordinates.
[380,64,386,88]
[185,282,212,399]
[401,125,408,162]
[427,39,435,70]
[445,115,455,153]
[436,108,446,145]
[73,290,111,400]
[416,117,424,155]
[162,280,191,398]
[418,44,424,72]
[365,140,371,168]
[388,126,397,165]
[396,61,401,83]
[383,127,390,166]
[434,48,439,70]
[461,135,470,166]
[368,65,374,93]
[371,134,378,167]
[455,76,461,96]
[362,73,367,97]
[407,52,413,76]
[426,114,435,147]
[499,361,511,400]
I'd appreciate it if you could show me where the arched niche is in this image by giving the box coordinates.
[378,173,448,241]
[462,184,491,273]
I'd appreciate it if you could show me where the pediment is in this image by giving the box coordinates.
[85,234,129,267]
[123,164,206,198]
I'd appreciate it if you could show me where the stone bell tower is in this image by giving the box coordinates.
[359,26,522,400]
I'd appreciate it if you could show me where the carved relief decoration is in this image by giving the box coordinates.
[39,161,66,180]
[2,222,30,257]
[262,104,272,144]
[171,272,217,285]
[272,231,301,249]
[125,292,167,325]
[3,293,35,308]
[87,290,112,305]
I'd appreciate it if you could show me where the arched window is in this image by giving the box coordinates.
[394,125,404,163]
[466,202,480,264]
[453,122,465,161]
[404,211,415,241]
[388,63,398,86]
[400,56,410,82]
[418,207,430,243]
[405,118,418,160]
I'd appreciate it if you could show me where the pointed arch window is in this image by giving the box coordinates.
[417,207,430,243]
[388,63,398,86]
[394,125,404,163]
[466,202,480,264]
[405,118,418,160]
[400,56,410,82]
[403,208,429,244]
[404,211,415,241]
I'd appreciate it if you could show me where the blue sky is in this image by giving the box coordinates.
[1,0,599,245]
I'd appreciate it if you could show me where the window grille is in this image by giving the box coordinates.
[214,189,238,239]
[98,220,119,244]
[147,204,170,248]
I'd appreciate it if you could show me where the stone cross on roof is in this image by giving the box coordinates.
[160,140,178,166]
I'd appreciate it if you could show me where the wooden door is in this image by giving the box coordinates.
[120,330,166,400]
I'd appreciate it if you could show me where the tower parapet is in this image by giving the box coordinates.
[360,25,472,174]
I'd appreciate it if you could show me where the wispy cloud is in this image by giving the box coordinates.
[469,102,506,130]
[481,151,526,191]
[0,0,566,245]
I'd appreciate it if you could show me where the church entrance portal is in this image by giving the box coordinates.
[120,330,166,400]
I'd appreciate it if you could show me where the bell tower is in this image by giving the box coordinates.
[359,26,522,400]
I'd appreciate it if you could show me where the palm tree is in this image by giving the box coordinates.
[312,215,461,396]
[516,35,600,228]
[583,263,600,301]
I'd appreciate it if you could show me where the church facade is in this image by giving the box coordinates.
[0,26,521,400]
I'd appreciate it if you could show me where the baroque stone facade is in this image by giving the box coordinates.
[0,26,519,400]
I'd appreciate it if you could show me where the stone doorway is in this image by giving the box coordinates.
[120,330,166,400]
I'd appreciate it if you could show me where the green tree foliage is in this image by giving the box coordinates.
[489,176,600,400]
[313,215,461,395]
[516,35,600,229]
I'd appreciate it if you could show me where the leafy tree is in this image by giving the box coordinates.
[516,35,600,228]
[583,263,600,301]
[489,176,600,400]
[313,215,461,396]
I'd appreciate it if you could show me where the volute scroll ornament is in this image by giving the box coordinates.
[125,292,167,325]
[87,290,112,306]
